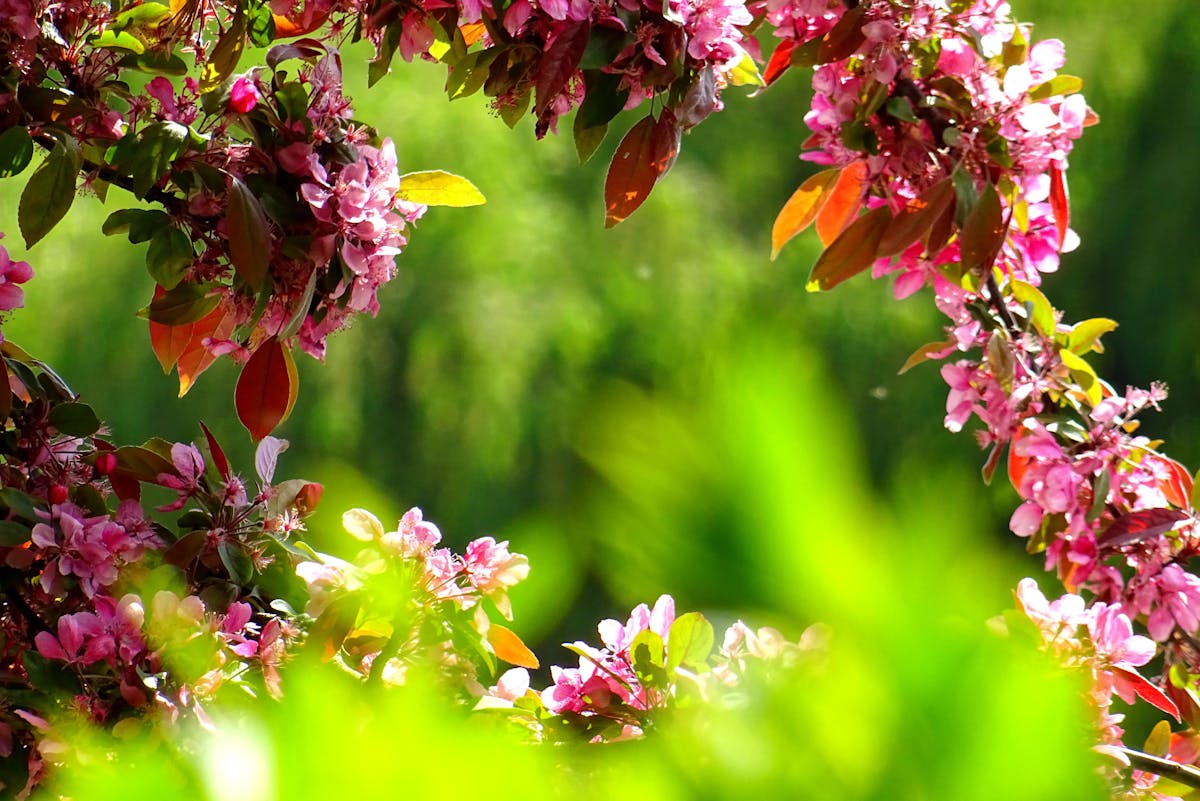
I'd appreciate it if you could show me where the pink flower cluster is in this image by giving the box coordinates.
[30,501,159,598]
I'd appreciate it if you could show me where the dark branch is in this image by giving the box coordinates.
[31,132,183,211]
[1118,747,1200,791]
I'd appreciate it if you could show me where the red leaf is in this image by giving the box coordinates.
[271,0,334,37]
[1098,507,1190,550]
[1049,165,1069,251]
[535,21,590,117]
[1008,430,1034,496]
[770,168,839,259]
[763,38,795,86]
[959,182,1007,272]
[235,336,296,441]
[1149,454,1194,510]
[295,482,323,515]
[878,178,955,258]
[227,176,271,290]
[604,111,681,227]
[199,421,231,480]
[1113,665,1180,721]
[806,205,889,292]
[815,160,867,246]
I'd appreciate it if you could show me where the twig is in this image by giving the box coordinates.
[1117,746,1200,791]
[31,132,182,211]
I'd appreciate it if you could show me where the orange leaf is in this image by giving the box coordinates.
[1008,429,1033,495]
[770,168,839,260]
[460,22,487,46]
[604,111,681,227]
[815,161,867,246]
[175,306,235,397]
[487,623,540,669]
[763,38,794,86]
[958,182,1007,272]
[878,178,954,258]
[235,336,296,441]
[1049,165,1069,251]
[148,285,194,374]
[806,205,889,292]
[271,0,333,37]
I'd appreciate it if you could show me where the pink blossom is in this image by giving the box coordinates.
[156,443,206,512]
[229,76,259,113]
[0,239,33,312]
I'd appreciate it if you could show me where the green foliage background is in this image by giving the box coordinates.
[0,0,1191,722]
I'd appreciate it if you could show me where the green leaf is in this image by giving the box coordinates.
[0,520,30,546]
[398,171,486,207]
[114,445,174,482]
[666,611,714,672]
[227,176,272,289]
[577,70,629,130]
[0,127,35,179]
[115,122,188,199]
[103,208,171,244]
[246,1,276,47]
[1144,719,1172,757]
[123,49,190,75]
[19,137,81,248]
[90,28,148,54]
[48,401,102,437]
[143,283,220,325]
[573,119,607,166]
[218,540,253,584]
[629,629,666,687]
[1027,74,1084,102]
[146,227,194,289]
[0,487,41,522]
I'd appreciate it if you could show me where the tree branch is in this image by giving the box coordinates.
[31,132,183,211]
[1117,747,1200,791]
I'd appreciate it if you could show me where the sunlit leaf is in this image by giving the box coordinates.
[770,168,839,260]
[1010,279,1055,336]
[726,50,764,87]
[1050,165,1070,250]
[898,339,955,374]
[487,623,540,669]
[666,612,713,672]
[144,283,219,326]
[1058,348,1101,406]
[398,170,486,207]
[200,7,246,92]
[814,160,867,247]
[763,38,795,86]
[235,336,295,440]
[806,205,889,292]
[1027,74,1084,102]
[1066,317,1117,355]
[199,421,231,480]
[175,306,235,396]
[1112,665,1181,721]
[145,226,194,289]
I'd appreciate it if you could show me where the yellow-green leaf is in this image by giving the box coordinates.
[898,339,955,374]
[726,50,764,87]
[1067,317,1118,355]
[1144,719,1172,757]
[1059,348,1101,406]
[1010,278,1056,336]
[398,170,486,207]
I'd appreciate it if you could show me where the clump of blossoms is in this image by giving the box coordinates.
[765,0,1200,793]
[474,594,826,743]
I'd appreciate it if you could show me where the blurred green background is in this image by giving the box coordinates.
[0,0,1193,663]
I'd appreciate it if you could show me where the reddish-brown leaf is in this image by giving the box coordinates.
[0,358,10,424]
[763,38,795,86]
[604,111,681,227]
[815,160,867,246]
[817,5,866,63]
[924,191,958,255]
[958,182,1007,272]
[535,21,590,117]
[175,306,235,397]
[487,623,540,669]
[770,168,839,260]
[1098,507,1189,550]
[236,336,296,441]
[878,178,955,258]
[1049,164,1069,250]
[199,421,231,480]
[227,176,271,290]
[806,205,889,292]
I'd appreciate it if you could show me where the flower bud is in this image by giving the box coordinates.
[48,484,69,505]
[94,452,118,476]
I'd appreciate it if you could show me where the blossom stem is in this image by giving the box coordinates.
[1117,747,1200,790]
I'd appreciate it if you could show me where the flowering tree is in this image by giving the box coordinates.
[0,0,1197,797]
